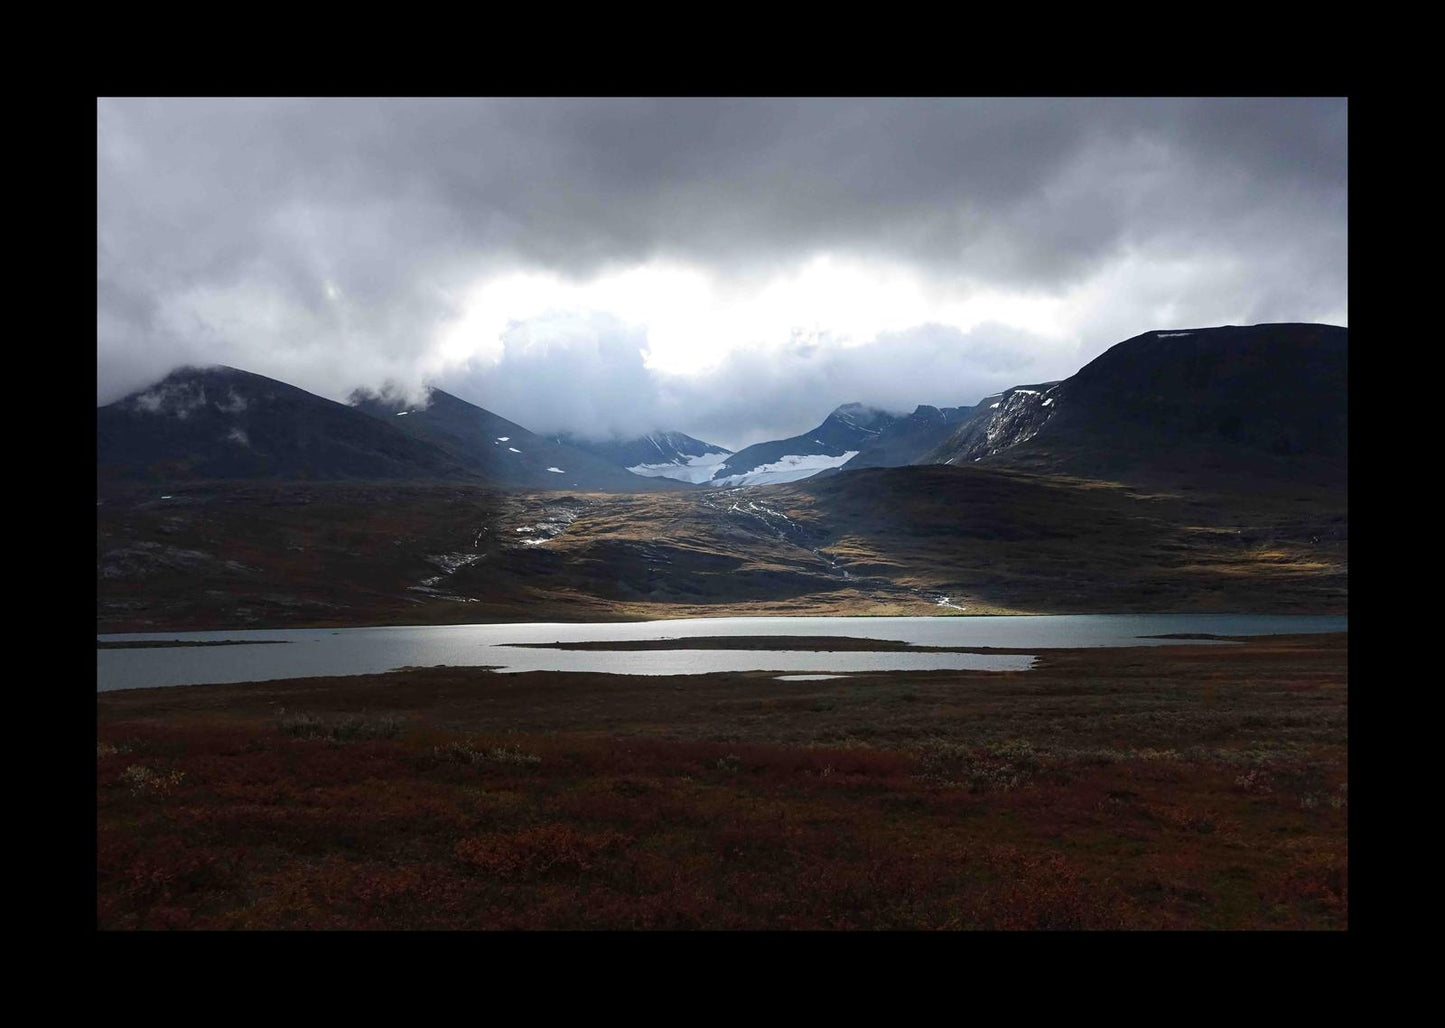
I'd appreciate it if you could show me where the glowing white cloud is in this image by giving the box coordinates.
[433,255,1083,382]
[98,97,1347,440]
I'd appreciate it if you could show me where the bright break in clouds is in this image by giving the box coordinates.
[97,97,1347,450]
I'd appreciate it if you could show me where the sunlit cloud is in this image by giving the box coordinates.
[97,97,1347,443]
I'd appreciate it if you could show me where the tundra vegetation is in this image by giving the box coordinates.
[97,633,1346,930]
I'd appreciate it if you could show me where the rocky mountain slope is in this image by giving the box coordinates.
[350,388,688,492]
[841,404,974,470]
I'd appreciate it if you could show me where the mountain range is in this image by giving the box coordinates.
[97,323,1347,493]
[97,322,1348,631]
[349,387,688,492]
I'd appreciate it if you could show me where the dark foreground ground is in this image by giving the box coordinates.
[97,633,1347,930]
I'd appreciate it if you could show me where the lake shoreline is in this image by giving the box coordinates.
[97,639,292,650]
[500,635,1096,654]
[96,617,1347,692]
[98,606,1350,636]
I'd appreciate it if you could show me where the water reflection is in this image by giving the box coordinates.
[97,613,1346,692]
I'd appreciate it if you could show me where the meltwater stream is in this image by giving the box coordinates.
[96,614,1347,692]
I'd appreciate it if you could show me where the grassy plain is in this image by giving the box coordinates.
[97,633,1346,930]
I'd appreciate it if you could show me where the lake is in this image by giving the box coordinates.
[96,613,1347,692]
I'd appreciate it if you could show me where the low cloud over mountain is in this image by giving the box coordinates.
[98,98,1347,450]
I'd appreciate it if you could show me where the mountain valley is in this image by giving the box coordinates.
[97,323,1348,631]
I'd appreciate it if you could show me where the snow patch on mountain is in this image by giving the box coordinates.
[712,451,860,487]
[627,449,733,484]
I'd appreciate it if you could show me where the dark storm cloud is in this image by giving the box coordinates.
[97,97,1347,441]
[105,97,1343,278]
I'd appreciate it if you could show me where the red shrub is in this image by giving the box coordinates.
[454,825,628,880]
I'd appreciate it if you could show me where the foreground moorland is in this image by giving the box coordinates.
[97,633,1347,930]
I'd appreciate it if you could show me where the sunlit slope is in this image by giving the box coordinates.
[99,464,1346,632]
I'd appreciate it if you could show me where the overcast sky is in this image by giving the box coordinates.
[97,97,1347,449]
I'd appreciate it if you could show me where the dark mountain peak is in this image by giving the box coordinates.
[709,404,905,487]
[809,403,898,445]
[824,402,892,434]
[904,404,970,424]
[123,364,269,418]
[1072,323,1345,385]
[839,401,977,472]
[100,365,473,486]
[416,387,469,410]
[558,430,732,474]
[348,383,438,417]
[350,385,688,492]
[647,429,730,456]
[149,363,243,381]
[922,323,1347,480]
